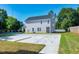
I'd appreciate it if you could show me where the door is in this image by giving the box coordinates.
[32,28,35,33]
[46,27,50,33]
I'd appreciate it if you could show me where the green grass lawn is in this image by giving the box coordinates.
[0,41,45,54]
[59,32,79,54]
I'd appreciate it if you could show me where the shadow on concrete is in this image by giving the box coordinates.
[0,37,13,40]
[0,32,23,41]
[0,50,39,54]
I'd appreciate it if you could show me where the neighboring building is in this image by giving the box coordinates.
[69,26,79,33]
[24,11,57,33]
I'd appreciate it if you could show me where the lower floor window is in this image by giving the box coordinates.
[37,28,41,31]
[39,28,41,31]
[32,28,34,32]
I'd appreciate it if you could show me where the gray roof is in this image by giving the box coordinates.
[25,11,55,23]
[25,15,50,22]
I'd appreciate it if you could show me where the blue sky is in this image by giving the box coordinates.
[0,4,79,22]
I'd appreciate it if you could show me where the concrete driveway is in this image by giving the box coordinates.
[0,34,61,54]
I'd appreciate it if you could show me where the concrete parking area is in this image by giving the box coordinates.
[0,34,61,54]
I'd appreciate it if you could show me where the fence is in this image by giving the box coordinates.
[69,26,79,33]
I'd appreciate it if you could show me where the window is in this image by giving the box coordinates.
[37,28,39,31]
[48,20,49,24]
[32,28,34,32]
[41,20,42,24]
[37,28,41,31]
[39,28,41,31]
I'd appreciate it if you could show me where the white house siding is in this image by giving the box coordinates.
[25,18,51,33]
[25,11,56,33]
[50,17,56,32]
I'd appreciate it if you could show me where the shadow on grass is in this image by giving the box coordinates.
[0,50,39,54]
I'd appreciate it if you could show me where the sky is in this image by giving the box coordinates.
[0,4,79,22]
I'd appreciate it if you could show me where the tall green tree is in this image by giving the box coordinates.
[0,8,23,32]
[5,16,23,31]
[0,9,7,31]
[0,9,7,19]
[56,8,79,31]
[5,16,17,30]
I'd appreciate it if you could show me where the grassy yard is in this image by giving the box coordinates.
[59,32,79,54]
[0,41,45,54]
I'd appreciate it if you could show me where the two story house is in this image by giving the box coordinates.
[24,11,57,33]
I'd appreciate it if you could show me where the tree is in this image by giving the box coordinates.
[12,21,23,31]
[76,7,79,14]
[0,9,7,32]
[0,8,23,32]
[5,16,23,32]
[61,18,72,31]
[56,8,79,31]
[0,9,7,20]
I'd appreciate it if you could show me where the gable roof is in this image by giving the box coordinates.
[25,15,50,22]
[25,11,55,23]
